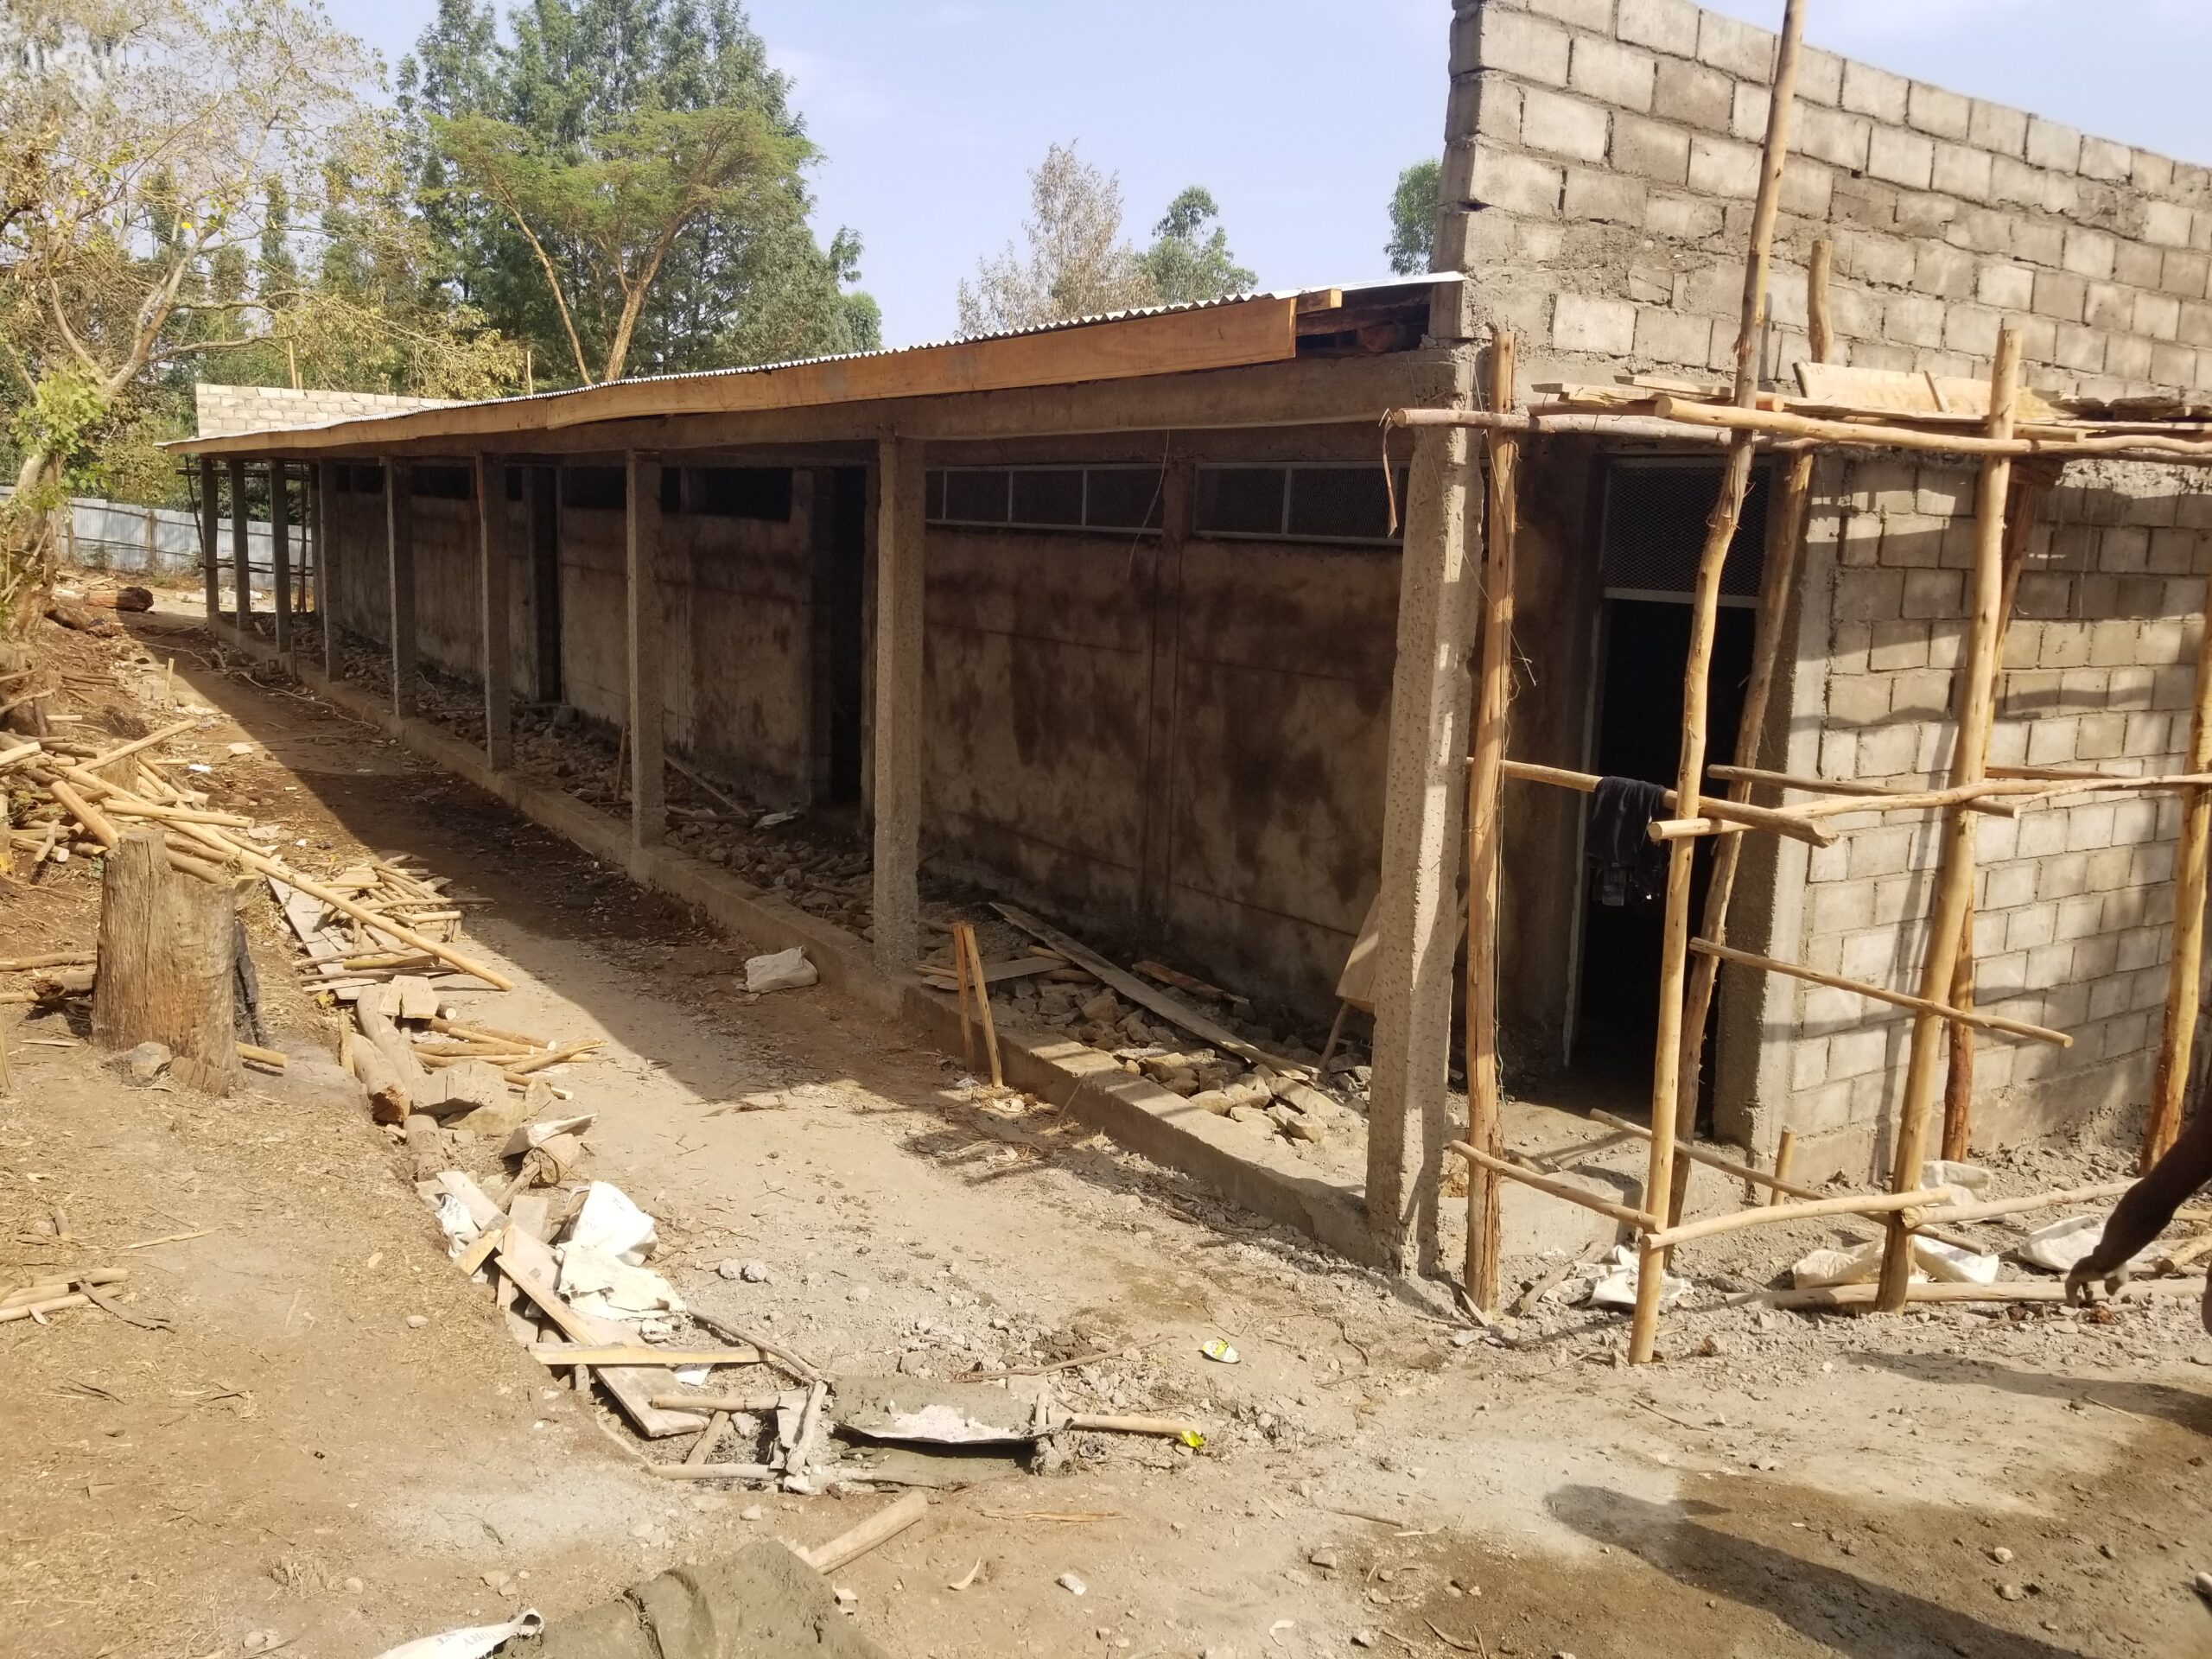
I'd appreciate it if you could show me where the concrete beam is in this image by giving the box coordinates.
[626,451,664,848]
[387,461,416,717]
[871,435,925,974]
[227,456,250,631]
[477,455,513,769]
[1364,404,1482,1276]
[270,462,292,656]
[199,458,220,622]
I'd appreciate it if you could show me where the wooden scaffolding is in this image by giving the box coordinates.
[1399,0,2212,1359]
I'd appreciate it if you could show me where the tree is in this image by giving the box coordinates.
[1386,159,1441,276]
[957,143,1155,336]
[0,0,517,630]
[1139,187,1256,307]
[403,0,878,384]
[437,100,808,384]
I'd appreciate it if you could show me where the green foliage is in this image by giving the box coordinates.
[10,369,108,505]
[1139,186,1256,307]
[1387,159,1442,276]
[403,0,873,382]
[961,148,1257,334]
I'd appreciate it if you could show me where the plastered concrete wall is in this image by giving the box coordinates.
[1442,0,2212,404]
[1758,457,2212,1173]
[322,471,818,799]
[923,524,1399,1013]
[1164,537,1399,1004]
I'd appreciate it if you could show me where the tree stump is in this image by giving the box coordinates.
[92,830,240,1094]
[0,643,46,737]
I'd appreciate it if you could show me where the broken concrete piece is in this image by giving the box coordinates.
[832,1375,1050,1446]
[392,975,439,1022]
[501,1109,595,1159]
[108,1041,172,1084]
[498,1541,889,1659]
[423,1059,507,1119]
[746,946,818,994]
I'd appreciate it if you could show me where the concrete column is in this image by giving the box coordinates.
[270,462,292,656]
[1363,420,1482,1275]
[626,451,664,848]
[870,435,925,973]
[478,455,514,769]
[227,456,250,632]
[315,462,338,684]
[199,458,221,622]
[386,461,416,717]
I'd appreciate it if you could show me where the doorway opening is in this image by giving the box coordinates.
[813,467,868,805]
[1567,461,1771,1124]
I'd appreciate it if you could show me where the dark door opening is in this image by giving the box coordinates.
[1573,598,1758,1119]
[814,467,868,804]
[528,466,563,704]
[1574,597,1760,1119]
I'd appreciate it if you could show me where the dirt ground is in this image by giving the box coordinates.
[4,601,2212,1659]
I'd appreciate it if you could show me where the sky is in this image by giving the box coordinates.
[331,0,2212,351]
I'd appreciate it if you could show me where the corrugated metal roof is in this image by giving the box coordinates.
[175,276,1458,449]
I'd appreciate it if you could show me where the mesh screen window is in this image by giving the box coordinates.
[1599,462,1771,600]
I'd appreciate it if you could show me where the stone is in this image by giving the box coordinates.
[109,1040,172,1084]
[1079,989,1120,1023]
[405,1314,429,1329]
[1186,1090,1233,1114]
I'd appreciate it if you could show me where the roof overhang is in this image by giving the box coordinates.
[169,277,1460,460]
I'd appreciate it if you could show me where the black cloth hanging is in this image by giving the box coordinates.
[1587,776,1671,906]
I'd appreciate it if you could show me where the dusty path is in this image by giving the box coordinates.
[3,609,2211,1658]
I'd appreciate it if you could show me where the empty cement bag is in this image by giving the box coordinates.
[374,1610,543,1659]
[500,1541,887,1659]
[745,947,818,994]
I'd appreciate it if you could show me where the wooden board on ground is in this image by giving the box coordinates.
[991,902,1309,1078]
[918,956,1067,991]
[435,1172,705,1438]
[1333,892,1382,1014]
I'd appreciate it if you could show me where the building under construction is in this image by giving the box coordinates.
[175,0,2212,1332]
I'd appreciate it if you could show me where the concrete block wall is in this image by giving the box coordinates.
[194,383,456,439]
[1442,0,2212,404]
[1764,455,2212,1166]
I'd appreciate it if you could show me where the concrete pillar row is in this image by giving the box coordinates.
[871,435,926,974]
[626,451,665,848]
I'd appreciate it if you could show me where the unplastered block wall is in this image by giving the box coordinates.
[1442,0,2212,403]
[194,384,456,439]
[1762,455,2212,1166]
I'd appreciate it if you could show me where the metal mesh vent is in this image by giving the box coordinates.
[1599,462,1771,600]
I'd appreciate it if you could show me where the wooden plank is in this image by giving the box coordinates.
[992,902,1309,1077]
[174,296,1303,455]
[1793,360,2067,424]
[1877,328,2024,1314]
[435,1173,705,1438]
[918,956,1065,990]
[531,1345,766,1368]
[1464,327,1518,1313]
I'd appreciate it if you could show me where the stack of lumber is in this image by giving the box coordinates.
[269,858,505,1002]
[3,718,241,880]
[343,976,601,1126]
